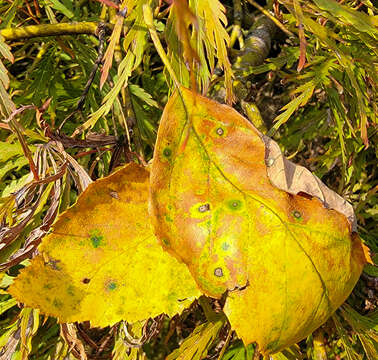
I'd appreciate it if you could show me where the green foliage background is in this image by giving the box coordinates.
[0,0,377,359]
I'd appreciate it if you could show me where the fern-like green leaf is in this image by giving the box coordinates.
[192,0,233,103]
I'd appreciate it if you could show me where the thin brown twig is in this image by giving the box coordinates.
[33,0,41,18]
[253,345,261,360]
[24,0,35,19]
[246,0,294,37]
[76,323,99,351]
[0,123,11,131]
[2,0,39,24]
[97,325,117,354]
[4,105,40,181]
[59,23,107,130]
[75,147,113,159]
[77,24,107,110]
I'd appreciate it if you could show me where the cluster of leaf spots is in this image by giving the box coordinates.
[149,87,368,353]
[0,0,376,358]
[9,163,200,327]
[7,90,370,356]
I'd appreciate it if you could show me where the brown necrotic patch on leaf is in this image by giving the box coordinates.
[9,163,200,327]
[149,87,369,353]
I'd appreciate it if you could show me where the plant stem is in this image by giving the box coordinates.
[230,0,244,48]
[217,329,233,360]
[143,3,180,89]
[6,106,40,181]
[313,328,328,360]
[0,22,105,41]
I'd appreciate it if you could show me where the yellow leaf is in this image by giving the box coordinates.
[9,163,200,327]
[149,88,368,353]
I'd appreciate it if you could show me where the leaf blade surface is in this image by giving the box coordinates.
[9,163,200,327]
[149,88,367,353]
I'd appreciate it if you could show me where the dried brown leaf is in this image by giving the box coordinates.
[61,323,88,360]
[262,135,357,231]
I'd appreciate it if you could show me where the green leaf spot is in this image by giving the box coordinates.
[163,148,172,157]
[53,299,63,309]
[292,210,302,220]
[107,282,117,291]
[67,285,75,296]
[221,242,230,251]
[89,230,104,248]
[162,238,170,246]
[165,214,173,223]
[228,200,242,210]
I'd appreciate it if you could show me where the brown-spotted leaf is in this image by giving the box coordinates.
[149,88,368,353]
[9,163,200,327]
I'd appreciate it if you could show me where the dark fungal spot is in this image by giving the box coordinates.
[214,267,223,277]
[162,238,170,246]
[228,199,242,210]
[67,285,75,296]
[53,299,63,309]
[293,210,302,219]
[199,203,210,212]
[82,278,91,284]
[109,191,120,200]
[216,127,224,136]
[45,258,61,271]
[163,148,172,157]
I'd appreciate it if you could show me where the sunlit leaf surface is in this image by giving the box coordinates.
[149,88,367,353]
[9,163,200,327]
